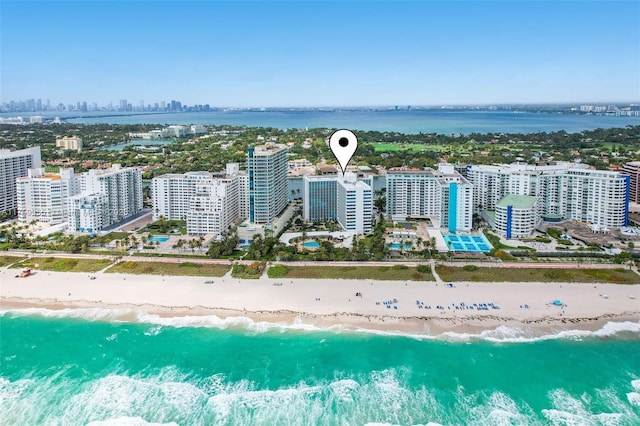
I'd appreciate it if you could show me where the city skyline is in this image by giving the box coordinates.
[2,1,639,107]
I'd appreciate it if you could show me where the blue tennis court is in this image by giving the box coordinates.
[443,234,493,252]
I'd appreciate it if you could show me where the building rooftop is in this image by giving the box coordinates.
[496,194,537,210]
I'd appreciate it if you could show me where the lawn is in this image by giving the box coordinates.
[371,142,444,153]
[267,264,435,281]
[11,257,112,273]
[102,232,131,242]
[0,255,25,267]
[436,265,640,284]
[105,261,230,277]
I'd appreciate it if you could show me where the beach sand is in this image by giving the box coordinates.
[1,266,638,335]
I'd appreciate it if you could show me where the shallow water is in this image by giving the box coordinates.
[1,310,639,425]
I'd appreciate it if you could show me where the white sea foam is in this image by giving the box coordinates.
[3,307,639,343]
[438,321,640,343]
[86,417,178,426]
[1,307,134,321]
[2,367,639,425]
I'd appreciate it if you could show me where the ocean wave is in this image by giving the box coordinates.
[86,417,178,426]
[2,307,639,343]
[2,369,638,425]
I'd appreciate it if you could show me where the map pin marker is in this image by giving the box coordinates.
[329,129,358,174]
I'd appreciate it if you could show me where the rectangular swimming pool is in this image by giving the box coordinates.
[442,234,493,253]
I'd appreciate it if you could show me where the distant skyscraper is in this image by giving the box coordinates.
[119,99,128,111]
[247,143,288,224]
[0,147,42,217]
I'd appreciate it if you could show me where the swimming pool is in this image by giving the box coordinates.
[442,234,493,252]
[302,241,321,249]
[388,243,413,250]
[148,236,170,243]
[239,244,250,250]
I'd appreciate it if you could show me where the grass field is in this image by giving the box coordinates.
[11,257,112,273]
[0,256,25,267]
[105,261,230,277]
[370,143,444,153]
[267,265,434,281]
[436,265,640,284]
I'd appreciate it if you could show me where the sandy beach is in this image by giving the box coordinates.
[1,265,639,335]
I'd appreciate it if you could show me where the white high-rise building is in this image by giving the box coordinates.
[187,178,239,236]
[336,173,373,235]
[68,165,143,233]
[386,164,473,232]
[152,164,245,237]
[152,171,215,221]
[247,143,288,224]
[467,162,629,228]
[16,168,80,224]
[67,193,109,233]
[0,147,41,217]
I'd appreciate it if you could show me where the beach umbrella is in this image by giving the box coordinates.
[552,300,563,306]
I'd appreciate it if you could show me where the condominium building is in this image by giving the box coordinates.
[68,165,143,233]
[55,136,83,152]
[247,143,288,224]
[0,147,41,217]
[303,176,337,222]
[386,164,473,232]
[152,164,245,237]
[67,193,109,233]
[152,171,215,221]
[16,168,80,224]
[494,194,538,238]
[336,173,373,235]
[467,162,629,228]
[187,174,240,236]
[621,162,640,204]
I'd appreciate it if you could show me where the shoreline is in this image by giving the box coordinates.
[2,267,639,337]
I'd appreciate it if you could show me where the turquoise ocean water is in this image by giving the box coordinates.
[1,309,639,425]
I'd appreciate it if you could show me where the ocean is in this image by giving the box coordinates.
[6,110,639,134]
[1,309,639,425]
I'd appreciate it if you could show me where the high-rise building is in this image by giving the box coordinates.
[467,162,629,228]
[16,168,80,224]
[386,164,473,232]
[303,176,337,222]
[336,173,373,235]
[621,162,640,204]
[187,175,239,236]
[119,99,128,111]
[152,164,246,237]
[0,147,41,217]
[247,143,288,224]
[68,164,143,233]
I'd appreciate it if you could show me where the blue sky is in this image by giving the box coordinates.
[1,1,639,107]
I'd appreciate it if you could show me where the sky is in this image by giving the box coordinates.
[1,1,639,107]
